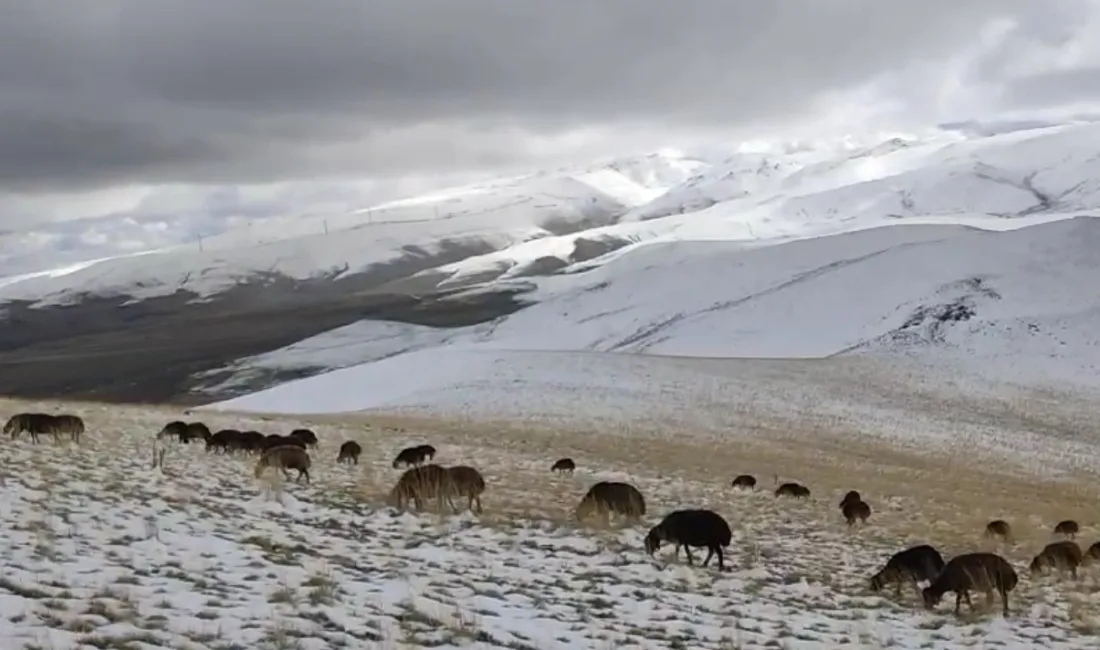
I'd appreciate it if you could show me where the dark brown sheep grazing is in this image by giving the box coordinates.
[922,552,1017,617]
[240,431,267,454]
[575,481,646,524]
[1030,541,1083,580]
[984,520,1012,542]
[183,422,211,444]
[5,413,47,442]
[644,509,733,571]
[551,458,576,474]
[839,490,861,508]
[869,544,946,598]
[254,445,312,484]
[731,475,756,490]
[392,445,433,469]
[50,414,85,444]
[157,421,188,441]
[337,441,362,465]
[841,499,872,526]
[775,482,810,499]
[5,412,82,444]
[207,429,241,454]
[389,464,454,512]
[446,465,486,514]
[289,428,319,448]
[1054,520,1080,539]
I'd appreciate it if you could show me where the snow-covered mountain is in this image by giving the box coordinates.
[414,122,1100,293]
[0,151,704,305]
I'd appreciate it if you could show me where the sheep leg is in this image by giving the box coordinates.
[474,495,482,514]
[715,546,725,571]
[281,467,292,480]
[684,546,695,566]
[1000,587,1009,617]
[953,592,963,615]
[702,547,715,567]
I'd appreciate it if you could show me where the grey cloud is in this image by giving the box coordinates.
[0,0,1078,196]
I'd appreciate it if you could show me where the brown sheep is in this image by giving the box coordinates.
[157,420,189,441]
[984,520,1012,543]
[183,421,212,444]
[289,428,319,448]
[207,429,241,454]
[337,441,362,465]
[841,499,872,526]
[644,509,732,571]
[839,490,861,509]
[5,413,62,444]
[254,445,312,483]
[392,444,433,469]
[870,544,946,599]
[1030,541,1083,580]
[731,475,756,490]
[50,414,85,444]
[575,481,646,524]
[446,465,486,514]
[922,552,1017,617]
[240,431,267,454]
[551,458,576,474]
[389,464,454,512]
[775,482,810,499]
[1054,520,1080,539]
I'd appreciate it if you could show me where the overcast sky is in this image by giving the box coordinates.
[2,0,1099,236]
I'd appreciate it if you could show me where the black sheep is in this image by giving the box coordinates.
[644,509,733,571]
[731,475,756,490]
[551,458,576,474]
[922,552,1017,617]
[337,440,362,465]
[775,482,810,498]
[1054,520,1080,539]
[869,544,946,598]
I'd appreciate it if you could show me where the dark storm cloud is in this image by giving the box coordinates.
[0,0,1063,194]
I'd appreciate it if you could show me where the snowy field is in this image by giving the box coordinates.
[2,396,1100,649]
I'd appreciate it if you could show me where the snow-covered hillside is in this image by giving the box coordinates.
[203,216,1100,420]
[419,122,1100,290]
[6,121,1100,308]
[0,152,702,305]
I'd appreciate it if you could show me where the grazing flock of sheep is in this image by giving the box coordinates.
[5,410,1098,619]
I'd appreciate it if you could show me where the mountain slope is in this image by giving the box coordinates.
[205,216,1100,412]
[0,152,701,305]
[398,122,1100,294]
